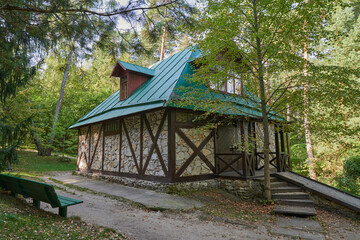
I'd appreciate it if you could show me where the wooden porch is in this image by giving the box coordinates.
[214,121,291,180]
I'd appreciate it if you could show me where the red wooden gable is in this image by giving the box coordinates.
[110,62,152,100]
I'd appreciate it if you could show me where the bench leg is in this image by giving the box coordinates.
[59,207,67,217]
[33,199,40,209]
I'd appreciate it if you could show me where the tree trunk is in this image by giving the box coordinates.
[27,97,44,156]
[34,135,44,156]
[287,104,291,122]
[159,0,168,61]
[303,84,316,179]
[45,48,74,156]
[253,0,271,200]
[266,61,271,105]
[303,15,317,180]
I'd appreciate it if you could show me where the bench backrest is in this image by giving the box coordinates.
[0,174,61,207]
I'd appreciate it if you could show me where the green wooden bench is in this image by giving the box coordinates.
[0,174,83,217]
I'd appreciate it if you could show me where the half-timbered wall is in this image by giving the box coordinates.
[174,111,215,179]
[77,123,103,171]
[76,109,169,179]
[76,108,287,182]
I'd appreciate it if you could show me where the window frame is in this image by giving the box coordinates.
[208,71,244,96]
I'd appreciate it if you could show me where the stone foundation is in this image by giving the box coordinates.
[75,171,264,200]
[217,178,263,200]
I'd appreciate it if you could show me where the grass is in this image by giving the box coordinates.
[9,151,76,175]
[0,193,125,239]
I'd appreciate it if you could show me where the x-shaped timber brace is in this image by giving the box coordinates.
[175,127,215,178]
[77,124,104,171]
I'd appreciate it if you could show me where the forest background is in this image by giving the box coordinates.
[1,0,360,196]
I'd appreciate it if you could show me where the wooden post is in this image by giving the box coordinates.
[275,125,280,172]
[33,199,40,209]
[88,125,91,170]
[240,120,247,177]
[214,128,218,175]
[168,109,176,182]
[247,121,252,176]
[76,129,80,171]
[286,132,291,170]
[252,122,258,171]
[280,126,285,172]
[101,124,105,172]
[140,115,144,173]
[119,120,122,173]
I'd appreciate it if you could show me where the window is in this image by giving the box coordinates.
[210,71,243,96]
[120,75,127,100]
[104,120,120,135]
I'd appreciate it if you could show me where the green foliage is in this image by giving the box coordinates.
[336,174,360,196]
[344,156,360,178]
[23,47,117,155]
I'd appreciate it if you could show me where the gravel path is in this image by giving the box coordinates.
[31,172,359,240]
[39,180,275,240]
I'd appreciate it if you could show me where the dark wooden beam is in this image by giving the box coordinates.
[76,128,80,171]
[252,122,259,170]
[119,120,122,173]
[214,128,219,174]
[101,125,105,171]
[240,120,247,177]
[168,109,176,182]
[275,125,280,172]
[286,132,291,170]
[140,114,144,173]
[88,125,91,169]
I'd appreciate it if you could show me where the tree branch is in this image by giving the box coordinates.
[0,1,178,17]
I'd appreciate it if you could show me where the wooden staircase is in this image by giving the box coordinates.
[270,177,317,217]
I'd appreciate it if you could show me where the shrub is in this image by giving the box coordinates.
[344,156,360,178]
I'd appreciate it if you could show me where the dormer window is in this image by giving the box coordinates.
[120,75,128,100]
[110,60,155,101]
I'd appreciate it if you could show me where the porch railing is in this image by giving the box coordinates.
[215,151,289,179]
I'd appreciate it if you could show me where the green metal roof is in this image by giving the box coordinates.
[69,47,284,129]
[118,60,155,76]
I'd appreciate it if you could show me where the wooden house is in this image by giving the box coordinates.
[69,47,290,183]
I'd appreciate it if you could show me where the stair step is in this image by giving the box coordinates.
[270,177,282,183]
[256,177,280,182]
[272,192,310,200]
[273,205,316,216]
[276,199,314,207]
[271,182,292,188]
[272,187,302,193]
